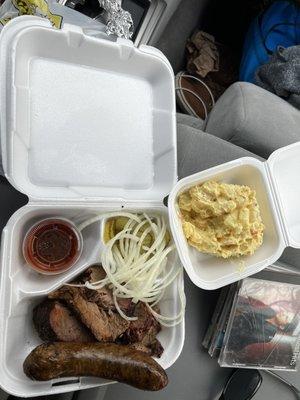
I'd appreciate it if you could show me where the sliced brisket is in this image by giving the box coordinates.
[147,338,164,358]
[121,302,161,343]
[75,265,134,314]
[129,343,152,355]
[36,265,163,357]
[33,300,94,342]
[48,286,130,342]
[119,302,164,357]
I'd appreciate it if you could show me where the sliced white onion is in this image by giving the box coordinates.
[75,212,185,326]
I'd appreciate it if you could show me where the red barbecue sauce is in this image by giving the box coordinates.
[23,218,82,274]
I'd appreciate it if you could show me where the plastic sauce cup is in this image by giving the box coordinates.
[22,218,83,275]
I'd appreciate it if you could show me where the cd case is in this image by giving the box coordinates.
[219,278,300,371]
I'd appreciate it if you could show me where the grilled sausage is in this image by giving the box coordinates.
[23,342,168,391]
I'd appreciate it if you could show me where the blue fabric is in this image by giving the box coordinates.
[240,0,300,82]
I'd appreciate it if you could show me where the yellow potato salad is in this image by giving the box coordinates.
[178,180,264,258]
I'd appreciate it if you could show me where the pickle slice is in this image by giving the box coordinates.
[103,216,171,248]
[115,217,129,233]
[103,219,116,244]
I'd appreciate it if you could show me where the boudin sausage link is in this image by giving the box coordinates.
[23,342,168,391]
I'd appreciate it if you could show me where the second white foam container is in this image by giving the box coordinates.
[0,16,184,397]
[168,142,300,290]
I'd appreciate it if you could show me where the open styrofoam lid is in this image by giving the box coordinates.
[0,17,176,201]
[268,141,300,248]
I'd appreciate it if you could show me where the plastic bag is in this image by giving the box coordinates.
[0,0,133,37]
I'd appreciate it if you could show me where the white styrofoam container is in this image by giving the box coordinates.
[0,16,184,397]
[168,143,300,290]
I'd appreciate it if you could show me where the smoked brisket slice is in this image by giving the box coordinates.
[48,286,130,342]
[33,300,94,342]
[40,265,163,356]
[119,302,164,357]
[74,265,134,314]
